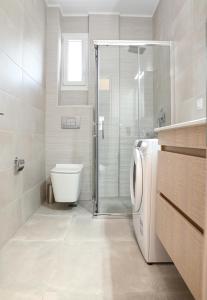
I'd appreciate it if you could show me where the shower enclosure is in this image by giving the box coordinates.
[94,40,172,215]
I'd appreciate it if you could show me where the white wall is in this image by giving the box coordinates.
[0,0,46,248]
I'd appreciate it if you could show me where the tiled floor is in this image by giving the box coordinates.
[99,197,131,214]
[0,201,194,300]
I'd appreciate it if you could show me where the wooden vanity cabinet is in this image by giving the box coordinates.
[156,124,206,300]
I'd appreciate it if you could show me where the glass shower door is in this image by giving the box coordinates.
[95,43,172,215]
[97,46,120,213]
[96,45,139,214]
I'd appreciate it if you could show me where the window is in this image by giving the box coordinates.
[62,33,88,90]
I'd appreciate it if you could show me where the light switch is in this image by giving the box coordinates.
[61,116,81,129]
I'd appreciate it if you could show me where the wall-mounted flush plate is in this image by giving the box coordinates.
[61,116,81,129]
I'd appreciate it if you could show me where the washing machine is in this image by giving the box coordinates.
[130,139,171,263]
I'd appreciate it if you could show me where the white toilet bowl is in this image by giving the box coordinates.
[50,164,83,203]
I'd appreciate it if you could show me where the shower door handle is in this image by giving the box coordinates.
[102,120,104,139]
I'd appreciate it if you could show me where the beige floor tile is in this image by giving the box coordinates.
[36,201,92,217]
[47,241,191,296]
[0,288,43,300]
[43,290,193,300]
[0,205,193,299]
[64,217,134,242]
[99,197,131,214]
[48,241,145,293]
[12,215,72,241]
[0,240,58,292]
[147,264,192,293]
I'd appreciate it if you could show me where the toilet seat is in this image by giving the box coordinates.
[51,164,83,174]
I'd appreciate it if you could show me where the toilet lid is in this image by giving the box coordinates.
[51,164,83,174]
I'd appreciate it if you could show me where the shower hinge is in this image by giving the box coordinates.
[95,46,98,62]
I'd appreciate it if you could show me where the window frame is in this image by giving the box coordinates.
[61,33,88,90]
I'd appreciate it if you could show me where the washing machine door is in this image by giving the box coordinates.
[130,147,143,212]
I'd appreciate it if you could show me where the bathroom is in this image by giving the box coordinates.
[0,0,206,299]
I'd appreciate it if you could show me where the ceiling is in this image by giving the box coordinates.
[46,0,160,16]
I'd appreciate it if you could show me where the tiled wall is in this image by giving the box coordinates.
[45,12,153,201]
[60,16,89,106]
[120,16,152,39]
[153,0,207,123]
[46,105,93,200]
[59,15,153,108]
[88,14,120,109]
[0,0,46,248]
[45,8,93,200]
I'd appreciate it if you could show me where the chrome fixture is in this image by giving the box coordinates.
[99,116,105,139]
[61,116,80,129]
[93,40,172,216]
[158,108,166,127]
[93,40,171,46]
[14,157,25,173]
[128,46,146,55]
[0,113,4,116]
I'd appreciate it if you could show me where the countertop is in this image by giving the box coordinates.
[154,118,206,133]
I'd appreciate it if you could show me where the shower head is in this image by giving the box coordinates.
[128,46,146,55]
[128,46,138,54]
[139,47,146,55]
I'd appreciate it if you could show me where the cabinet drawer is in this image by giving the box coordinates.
[157,125,206,149]
[156,194,203,300]
[157,151,206,229]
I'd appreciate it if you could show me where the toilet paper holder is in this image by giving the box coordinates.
[14,157,25,172]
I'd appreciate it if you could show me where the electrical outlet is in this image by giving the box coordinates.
[196,98,204,111]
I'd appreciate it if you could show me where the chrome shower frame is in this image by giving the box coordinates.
[93,40,174,217]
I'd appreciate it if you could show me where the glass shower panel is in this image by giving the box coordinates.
[98,46,120,213]
[96,43,172,215]
[97,46,139,214]
[119,46,139,206]
[153,45,171,128]
[138,46,154,138]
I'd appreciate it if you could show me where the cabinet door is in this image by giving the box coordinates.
[156,194,203,300]
[158,151,206,229]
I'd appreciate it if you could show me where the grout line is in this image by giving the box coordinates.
[0,48,45,89]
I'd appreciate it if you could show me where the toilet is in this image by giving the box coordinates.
[50,164,83,203]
